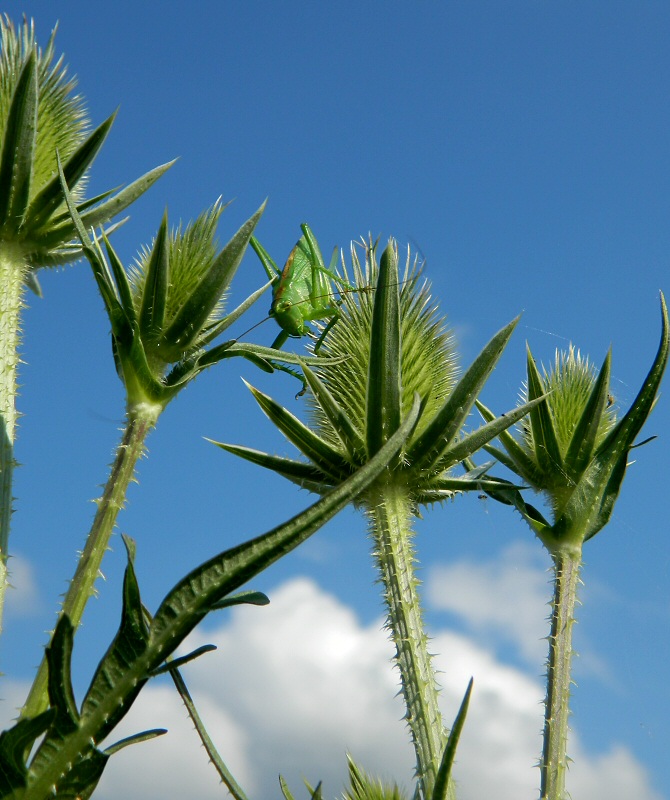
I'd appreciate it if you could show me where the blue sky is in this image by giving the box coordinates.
[1,3,668,798]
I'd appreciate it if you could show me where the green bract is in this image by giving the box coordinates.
[477,293,669,552]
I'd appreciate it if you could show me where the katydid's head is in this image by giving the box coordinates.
[270,297,309,337]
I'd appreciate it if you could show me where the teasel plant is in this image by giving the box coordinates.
[211,235,545,800]
[476,294,668,800]
[0,16,171,635]
[20,170,323,722]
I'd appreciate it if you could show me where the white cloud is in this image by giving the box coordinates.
[426,541,553,664]
[3,553,41,618]
[93,577,662,800]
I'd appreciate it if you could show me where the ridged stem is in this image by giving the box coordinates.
[0,245,27,641]
[540,545,582,800]
[21,403,160,720]
[367,482,452,800]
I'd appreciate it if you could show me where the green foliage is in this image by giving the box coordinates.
[0,405,418,799]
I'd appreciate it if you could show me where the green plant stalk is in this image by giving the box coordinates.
[0,246,27,639]
[540,545,582,800]
[21,403,160,719]
[368,483,452,800]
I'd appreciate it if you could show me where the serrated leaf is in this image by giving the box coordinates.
[79,537,149,739]
[45,616,79,735]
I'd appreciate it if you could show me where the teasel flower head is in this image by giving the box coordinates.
[0,16,171,286]
[215,235,538,506]
[478,295,669,553]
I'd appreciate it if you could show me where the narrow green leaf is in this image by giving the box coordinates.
[100,232,138,331]
[302,365,366,461]
[431,679,473,800]
[161,203,266,352]
[407,316,520,469]
[441,395,546,466]
[25,113,116,230]
[476,400,545,486]
[150,644,217,676]
[525,346,563,475]
[0,50,38,230]
[169,668,251,800]
[78,159,176,230]
[103,728,167,756]
[198,279,272,347]
[193,341,343,374]
[245,382,352,481]
[279,775,298,800]
[366,242,402,457]
[0,710,56,794]
[45,616,79,735]
[564,350,611,476]
[598,292,669,462]
[209,440,330,489]
[138,211,169,340]
[58,160,126,333]
[211,590,270,610]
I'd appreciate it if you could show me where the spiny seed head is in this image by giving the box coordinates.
[0,16,89,213]
[520,345,616,461]
[308,238,459,456]
[129,201,226,363]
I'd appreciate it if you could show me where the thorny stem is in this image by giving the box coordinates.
[368,483,453,800]
[21,405,160,720]
[540,546,582,800]
[0,246,27,641]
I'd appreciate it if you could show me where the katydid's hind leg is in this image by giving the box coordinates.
[271,329,290,349]
[313,312,340,353]
[271,361,307,398]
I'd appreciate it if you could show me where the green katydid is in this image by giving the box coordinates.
[250,223,358,352]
